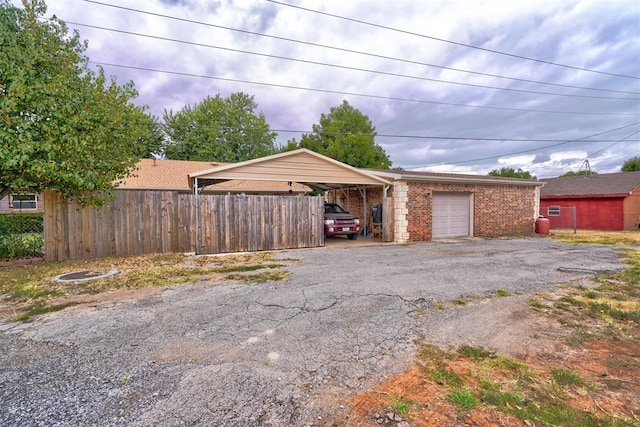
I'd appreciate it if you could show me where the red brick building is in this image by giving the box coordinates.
[539,171,640,231]
[327,170,542,242]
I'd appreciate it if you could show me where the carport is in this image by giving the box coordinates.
[188,149,393,244]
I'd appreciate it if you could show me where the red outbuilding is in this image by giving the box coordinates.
[539,171,640,231]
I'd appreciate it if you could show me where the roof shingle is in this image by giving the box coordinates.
[118,159,308,193]
[540,171,640,197]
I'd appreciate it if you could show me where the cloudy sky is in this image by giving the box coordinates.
[33,0,640,177]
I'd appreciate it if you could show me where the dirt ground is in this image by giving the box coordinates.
[344,289,640,427]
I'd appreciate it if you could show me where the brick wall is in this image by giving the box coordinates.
[406,181,537,241]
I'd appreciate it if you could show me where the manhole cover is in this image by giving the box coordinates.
[53,269,119,283]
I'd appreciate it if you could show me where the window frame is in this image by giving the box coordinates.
[10,193,38,210]
[547,205,561,216]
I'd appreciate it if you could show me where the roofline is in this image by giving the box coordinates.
[118,186,190,191]
[541,193,629,199]
[188,148,392,187]
[116,186,308,193]
[396,173,545,186]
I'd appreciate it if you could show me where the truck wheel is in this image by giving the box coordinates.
[347,233,358,240]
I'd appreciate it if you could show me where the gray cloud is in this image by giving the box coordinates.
[34,0,640,177]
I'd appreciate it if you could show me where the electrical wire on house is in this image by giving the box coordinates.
[403,121,640,169]
[266,0,640,81]
[90,61,640,117]
[80,0,639,95]
[69,22,638,102]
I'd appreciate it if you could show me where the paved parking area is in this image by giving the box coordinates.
[0,238,626,426]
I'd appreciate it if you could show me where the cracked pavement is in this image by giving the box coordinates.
[0,238,627,426]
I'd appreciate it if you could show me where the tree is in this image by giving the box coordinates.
[560,170,597,177]
[621,156,640,172]
[299,100,392,169]
[488,167,536,179]
[162,93,277,162]
[135,114,165,159]
[0,0,151,205]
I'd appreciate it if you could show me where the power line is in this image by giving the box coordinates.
[79,0,639,96]
[588,129,640,157]
[91,61,640,117]
[69,21,639,101]
[148,114,640,143]
[404,121,640,168]
[267,0,640,81]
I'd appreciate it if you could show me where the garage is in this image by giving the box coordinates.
[432,192,472,238]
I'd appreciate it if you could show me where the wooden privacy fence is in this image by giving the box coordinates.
[44,190,324,261]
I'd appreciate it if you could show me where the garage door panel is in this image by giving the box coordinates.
[433,193,471,238]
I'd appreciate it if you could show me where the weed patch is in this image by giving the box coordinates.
[494,288,510,297]
[225,270,290,284]
[0,252,295,321]
[551,368,583,387]
[458,345,495,361]
[12,301,81,322]
[390,396,416,416]
[448,388,477,411]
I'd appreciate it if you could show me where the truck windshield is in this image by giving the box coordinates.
[325,204,346,214]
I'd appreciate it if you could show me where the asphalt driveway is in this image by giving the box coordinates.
[0,238,626,426]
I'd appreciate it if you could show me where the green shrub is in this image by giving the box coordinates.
[0,213,44,235]
[0,234,44,259]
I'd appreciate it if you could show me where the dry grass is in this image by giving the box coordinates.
[0,252,295,321]
[550,229,640,246]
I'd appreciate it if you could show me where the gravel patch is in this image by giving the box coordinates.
[0,238,627,426]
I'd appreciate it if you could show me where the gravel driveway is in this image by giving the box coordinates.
[0,238,626,426]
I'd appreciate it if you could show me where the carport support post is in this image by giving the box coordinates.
[194,177,199,255]
[358,185,367,237]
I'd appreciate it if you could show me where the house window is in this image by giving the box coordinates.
[10,194,37,210]
[547,206,560,216]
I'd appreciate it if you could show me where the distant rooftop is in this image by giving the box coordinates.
[540,171,640,197]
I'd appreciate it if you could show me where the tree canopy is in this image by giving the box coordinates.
[162,93,277,162]
[488,167,536,180]
[0,0,151,204]
[560,170,598,177]
[621,156,640,172]
[290,100,392,169]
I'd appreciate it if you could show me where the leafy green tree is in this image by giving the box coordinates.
[162,93,277,162]
[278,139,301,153]
[560,170,597,177]
[299,100,392,169]
[136,114,165,158]
[488,167,536,179]
[621,156,640,172]
[1,0,151,205]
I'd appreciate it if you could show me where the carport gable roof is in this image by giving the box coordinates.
[540,171,640,198]
[189,148,391,191]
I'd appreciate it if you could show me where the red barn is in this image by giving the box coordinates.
[539,171,640,231]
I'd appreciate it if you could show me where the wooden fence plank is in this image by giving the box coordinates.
[44,190,324,261]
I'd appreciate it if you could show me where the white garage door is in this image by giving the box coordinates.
[432,193,471,238]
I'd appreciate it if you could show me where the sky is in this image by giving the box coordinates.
[29,0,640,177]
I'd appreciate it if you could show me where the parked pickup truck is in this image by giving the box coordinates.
[324,203,361,240]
